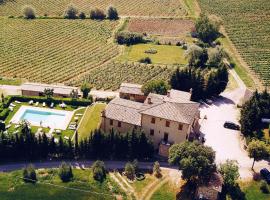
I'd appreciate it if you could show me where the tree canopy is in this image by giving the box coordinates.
[240,90,270,138]
[142,80,170,96]
[107,6,118,20]
[247,139,270,169]
[219,160,239,187]
[92,160,106,182]
[22,5,36,19]
[169,141,216,183]
[81,82,91,98]
[195,13,220,43]
[64,4,78,19]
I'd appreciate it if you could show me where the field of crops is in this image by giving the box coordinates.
[197,0,270,86]
[69,61,177,90]
[127,18,194,37]
[0,0,187,17]
[0,18,119,84]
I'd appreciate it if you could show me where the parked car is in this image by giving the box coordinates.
[260,168,270,184]
[223,121,240,130]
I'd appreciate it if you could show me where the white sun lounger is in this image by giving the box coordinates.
[9,106,13,111]
[50,102,54,108]
[10,103,16,107]
[43,102,46,107]
[64,136,69,140]
[35,102,39,106]
[29,100,34,105]
[15,101,21,104]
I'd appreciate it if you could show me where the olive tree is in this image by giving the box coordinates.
[107,6,118,20]
[64,4,78,19]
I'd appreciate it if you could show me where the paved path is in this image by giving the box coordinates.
[0,160,176,172]
[199,89,268,179]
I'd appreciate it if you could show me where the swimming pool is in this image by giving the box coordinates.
[11,106,74,130]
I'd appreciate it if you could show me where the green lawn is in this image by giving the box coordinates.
[240,181,270,200]
[119,44,187,65]
[0,169,125,200]
[150,181,176,200]
[0,78,22,86]
[132,173,156,195]
[78,103,106,140]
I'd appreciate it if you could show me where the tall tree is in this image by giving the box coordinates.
[195,13,220,43]
[219,160,240,187]
[169,141,216,183]
[247,140,269,170]
[80,82,91,99]
[107,6,118,20]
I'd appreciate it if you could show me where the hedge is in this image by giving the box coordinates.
[8,96,92,107]
[0,108,10,121]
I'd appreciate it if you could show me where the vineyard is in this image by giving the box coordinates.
[197,0,270,86]
[0,18,119,84]
[0,0,187,17]
[69,61,178,90]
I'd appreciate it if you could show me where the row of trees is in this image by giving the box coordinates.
[170,65,228,101]
[115,31,144,45]
[0,128,154,162]
[22,4,118,20]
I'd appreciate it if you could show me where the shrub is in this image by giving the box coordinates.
[144,48,157,54]
[64,4,78,19]
[0,108,10,120]
[90,8,106,20]
[260,180,269,193]
[79,12,86,19]
[92,160,106,182]
[58,162,73,182]
[142,79,169,95]
[23,164,37,183]
[153,161,162,178]
[22,5,36,19]
[138,57,151,64]
[115,32,143,45]
[107,6,118,20]
[125,162,135,180]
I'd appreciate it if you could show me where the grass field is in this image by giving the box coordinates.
[71,61,177,90]
[0,0,187,17]
[0,169,124,200]
[0,18,119,84]
[77,103,106,140]
[240,181,270,200]
[197,0,270,87]
[119,44,187,65]
[150,181,176,200]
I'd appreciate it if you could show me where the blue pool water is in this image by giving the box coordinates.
[20,109,66,127]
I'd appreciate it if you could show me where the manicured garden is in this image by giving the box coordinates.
[240,180,270,200]
[119,44,187,65]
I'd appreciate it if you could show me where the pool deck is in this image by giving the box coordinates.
[10,105,74,130]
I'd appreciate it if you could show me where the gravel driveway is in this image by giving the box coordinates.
[199,88,269,179]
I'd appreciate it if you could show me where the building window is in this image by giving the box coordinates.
[118,121,121,128]
[166,121,170,127]
[150,129,154,136]
[151,117,155,124]
[178,124,183,130]
[110,119,113,126]
[164,132,169,142]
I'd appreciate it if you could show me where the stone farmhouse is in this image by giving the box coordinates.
[101,83,200,156]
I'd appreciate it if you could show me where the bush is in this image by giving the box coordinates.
[153,161,162,178]
[107,6,118,20]
[79,12,86,19]
[58,162,73,182]
[90,8,106,20]
[0,108,10,120]
[260,180,269,193]
[125,162,135,180]
[22,5,36,19]
[64,4,78,19]
[115,32,143,45]
[23,164,37,183]
[92,160,106,182]
[138,57,152,64]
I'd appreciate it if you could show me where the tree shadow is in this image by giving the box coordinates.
[212,95,235,107]
[220,184,246,200]
[176,182,195,200]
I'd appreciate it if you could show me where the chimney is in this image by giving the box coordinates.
[147,97,152,104]
[167,91,170,97]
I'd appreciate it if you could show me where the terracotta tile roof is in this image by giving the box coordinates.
[21,82,79,96]
[119,83,144,96]
[140,101,199,124]
[105,87,199,125]
[104,98,142,126]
